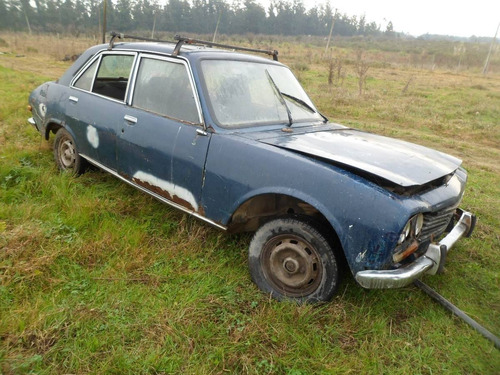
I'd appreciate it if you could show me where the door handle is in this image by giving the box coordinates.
[196,128,208,136]
[69,96,79,103]
[124,115,137,124]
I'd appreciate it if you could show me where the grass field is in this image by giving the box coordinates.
[1,32,499,374]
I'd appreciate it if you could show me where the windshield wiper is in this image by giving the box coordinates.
[265,69,293,126]
[281,92,329,123]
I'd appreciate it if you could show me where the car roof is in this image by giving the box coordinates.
[111,41,281,64]
[58,41,283,86]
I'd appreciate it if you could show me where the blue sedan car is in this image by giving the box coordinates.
[28,34,475,302]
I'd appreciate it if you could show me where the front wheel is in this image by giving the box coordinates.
[53,128,87,175]
[248,218,339,303]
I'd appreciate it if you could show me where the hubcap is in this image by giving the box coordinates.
[261,234,322,297]
[59,138,76,168]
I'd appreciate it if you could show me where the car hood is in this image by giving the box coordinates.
[254,126,462,187]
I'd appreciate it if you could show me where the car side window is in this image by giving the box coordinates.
[73,59,98,91]
[132,57,199,124]
[92,54,134,101]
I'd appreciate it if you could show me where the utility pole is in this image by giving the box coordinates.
[97,2,101,40]
[23,9,32,35]
[20,0,32,35]
[151,11,157,39]
[102,0,107,43]
[324,9,337,55]
[483,22,500,75]
[212,11,222,43]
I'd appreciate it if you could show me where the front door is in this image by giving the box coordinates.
[117,54,209,214]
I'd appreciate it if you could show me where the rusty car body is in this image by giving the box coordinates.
[28,35,475,302]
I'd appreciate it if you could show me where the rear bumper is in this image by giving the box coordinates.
[355,208,476,289]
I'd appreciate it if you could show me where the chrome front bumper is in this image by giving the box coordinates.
[355,208,476,289]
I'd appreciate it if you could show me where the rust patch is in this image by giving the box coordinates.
[197,205,206,216]
[118,171,130,180]
[132,177,195,211]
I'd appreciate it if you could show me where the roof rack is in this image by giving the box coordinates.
[108,31,176,50]
[172,35,278,61]
[107,31,278,61]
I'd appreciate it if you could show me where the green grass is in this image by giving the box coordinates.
[1,39,500,374]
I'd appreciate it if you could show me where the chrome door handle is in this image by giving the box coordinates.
[69,96,79,103]
[196,128,208,136]
[124,115,137,124]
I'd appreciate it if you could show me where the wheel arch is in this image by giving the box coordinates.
[226,190,346,253]
[44,119,65,140]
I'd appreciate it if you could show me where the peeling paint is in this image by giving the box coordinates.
[38,103,47,118]
[356,250,367,263]
[132,171,199,211]
[87,125,99,148]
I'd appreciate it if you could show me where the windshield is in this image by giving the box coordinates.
[200,60,324,128]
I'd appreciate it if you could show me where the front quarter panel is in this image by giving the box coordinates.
[201,133,424,275]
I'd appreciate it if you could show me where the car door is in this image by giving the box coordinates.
[117,54,209,214]
[67,51,137,170]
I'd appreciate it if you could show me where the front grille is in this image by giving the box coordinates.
[419,205,457,243]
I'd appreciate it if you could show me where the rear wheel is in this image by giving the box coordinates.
[248,217,339,302]
[53,128,87,175]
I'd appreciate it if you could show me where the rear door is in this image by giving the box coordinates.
[68,51,136,170]
[117,54,209,214]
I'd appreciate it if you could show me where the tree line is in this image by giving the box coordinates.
[0,0,395,38]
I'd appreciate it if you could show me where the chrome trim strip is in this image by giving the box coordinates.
[80,154,227,231]
[355,209,475,289]
[28,117,36,126]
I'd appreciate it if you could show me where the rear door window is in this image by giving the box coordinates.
[72,53,135,102]
[74,59,98,91]
[92,54,135,101]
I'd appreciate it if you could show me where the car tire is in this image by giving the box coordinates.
[248,217,339,303]
[53,128,87,175]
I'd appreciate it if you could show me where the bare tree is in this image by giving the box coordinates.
[355,50,369,95]
[328,57,334,85]
[328,56,345,87]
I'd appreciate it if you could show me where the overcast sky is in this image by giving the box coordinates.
[255,0,500,38]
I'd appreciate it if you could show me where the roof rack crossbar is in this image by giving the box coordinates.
[173,35,279,61]
[108,31,175,50]
[107,31,279,61]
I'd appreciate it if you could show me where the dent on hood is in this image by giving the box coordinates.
[258,128,461,194]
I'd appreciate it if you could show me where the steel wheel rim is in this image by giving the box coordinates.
[261,234,323,297]
[59,138,76,169]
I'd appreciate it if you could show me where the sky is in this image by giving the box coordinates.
[255,0,500,38]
